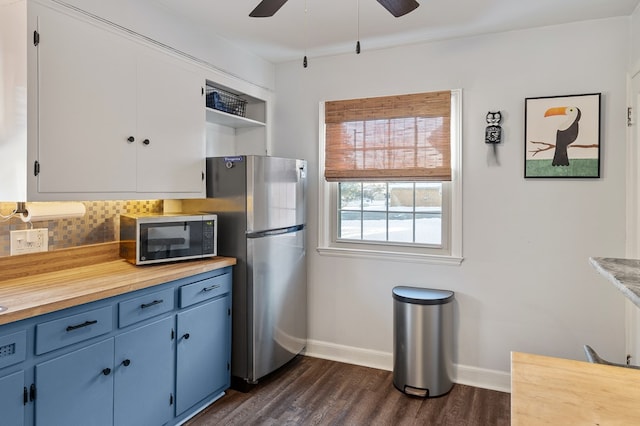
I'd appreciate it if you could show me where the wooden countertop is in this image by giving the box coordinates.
[0,242,236,325]
[511,351,640,425]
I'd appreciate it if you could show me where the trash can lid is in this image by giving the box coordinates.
[392,286,454,305]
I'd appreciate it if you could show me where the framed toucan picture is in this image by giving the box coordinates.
[524,93,601,178]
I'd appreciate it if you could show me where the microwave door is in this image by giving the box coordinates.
[147,236,187,258]
[141,221,201,261]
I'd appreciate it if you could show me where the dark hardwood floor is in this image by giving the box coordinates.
[186,356,510,426]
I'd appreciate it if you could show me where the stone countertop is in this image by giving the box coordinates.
[589,257,640,308]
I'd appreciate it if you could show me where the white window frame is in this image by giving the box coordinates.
[317,89,463,265]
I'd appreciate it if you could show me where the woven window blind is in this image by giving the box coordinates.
[324,90,451,182]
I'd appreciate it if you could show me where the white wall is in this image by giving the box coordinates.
[631,4,640,70]
[273,18,629,391]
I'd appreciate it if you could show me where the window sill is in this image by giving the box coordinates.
[316,246,463,265]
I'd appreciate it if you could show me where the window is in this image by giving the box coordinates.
[318,90,462,264]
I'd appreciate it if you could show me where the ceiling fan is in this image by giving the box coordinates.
[249,0,420,18]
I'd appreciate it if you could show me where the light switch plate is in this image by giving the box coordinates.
[10,229,49,255]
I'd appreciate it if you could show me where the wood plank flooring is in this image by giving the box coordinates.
[186,356,510,426]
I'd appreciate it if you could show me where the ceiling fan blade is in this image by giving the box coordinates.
[376,0,420,17]
[249,0,289,17]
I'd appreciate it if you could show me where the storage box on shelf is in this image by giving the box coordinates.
[205,81,266,129]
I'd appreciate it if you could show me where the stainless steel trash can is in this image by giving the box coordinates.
[393,286,454,397]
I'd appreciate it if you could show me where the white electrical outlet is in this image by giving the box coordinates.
[10,229,49,256]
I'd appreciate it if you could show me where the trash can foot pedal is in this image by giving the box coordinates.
[403,385,429,397]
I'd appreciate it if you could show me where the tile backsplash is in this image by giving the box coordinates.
[0,200,163,257]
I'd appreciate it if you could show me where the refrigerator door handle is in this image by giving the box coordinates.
[247,224,305,239]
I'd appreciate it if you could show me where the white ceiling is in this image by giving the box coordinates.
[151,0,639,63]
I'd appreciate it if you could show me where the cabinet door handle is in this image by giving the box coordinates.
[182,333,190,340]
[140,299,163,309]
[66,320,97,332]
[142,139,150,146]
[127,136,135,143]
[202,284,220,292]
[121,359,131,367]
[102,368,112,376]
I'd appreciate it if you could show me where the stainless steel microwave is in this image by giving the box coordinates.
[120,213,217,265]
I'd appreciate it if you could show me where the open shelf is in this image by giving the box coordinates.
[205,107,265,128]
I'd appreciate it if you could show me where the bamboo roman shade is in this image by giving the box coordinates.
[324,90,451,182]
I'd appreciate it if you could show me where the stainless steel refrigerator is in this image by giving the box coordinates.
[205,155,307,388]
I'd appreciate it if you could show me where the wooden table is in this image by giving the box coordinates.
[511,351,640,424]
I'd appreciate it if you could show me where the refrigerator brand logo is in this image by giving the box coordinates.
[223,156,244,162]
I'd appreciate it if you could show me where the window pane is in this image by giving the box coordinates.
[362,183,387,211]
[388,212,413,243]
[338,181,444,247]
[340,182,362,210]
[415,213,441,244]
[415,182,442,212]
[389,182,414,212]
[363,212,387,241]
[339,211,362,239]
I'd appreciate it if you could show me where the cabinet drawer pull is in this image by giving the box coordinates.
[140,299,163,309]
[102,368,111,376]
[122,359,131,367]
[127,136,135,143]
[65,320,97,332]
[142,138,150,146]
[202,284,220,292]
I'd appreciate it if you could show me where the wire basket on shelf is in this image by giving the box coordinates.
[206,86,247,118]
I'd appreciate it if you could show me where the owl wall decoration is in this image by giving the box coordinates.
[485,111,502,144]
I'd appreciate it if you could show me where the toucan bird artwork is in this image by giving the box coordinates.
[544,106,582,166]
[525,93,600,178]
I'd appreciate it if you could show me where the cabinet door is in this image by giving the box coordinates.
[176,295,230,414]
[136,50,205,194]
[114,316,174,426]
[35,339,114,426]
[0,371,25,426]
[36,5,138,194]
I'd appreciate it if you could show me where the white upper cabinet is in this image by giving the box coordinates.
[0,0,206,201]
[135,50,205,194]
[37,4,138,194]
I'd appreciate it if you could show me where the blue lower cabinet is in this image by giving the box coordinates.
[0,267,233,426]
[0,370,25,426]
[35,339,115,426]
[176,294,231,415]
[114,316,175,426]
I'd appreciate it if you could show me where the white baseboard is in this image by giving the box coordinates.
[304,339,511,394]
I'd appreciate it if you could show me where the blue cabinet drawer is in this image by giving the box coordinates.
[0,330,27,369]
[118,288,175,328]
[36,306,113,355]
[179,273,231,308]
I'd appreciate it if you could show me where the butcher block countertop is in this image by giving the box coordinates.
[0,242,236,326]
[511,352,640,425]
